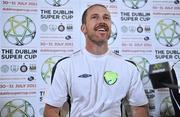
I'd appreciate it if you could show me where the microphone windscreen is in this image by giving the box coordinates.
[149,62,174,89]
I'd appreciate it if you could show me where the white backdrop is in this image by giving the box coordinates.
[1,0,180,117]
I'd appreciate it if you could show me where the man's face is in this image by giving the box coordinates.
[81,6,112,45]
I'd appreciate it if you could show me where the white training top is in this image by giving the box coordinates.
[44,49,148,117]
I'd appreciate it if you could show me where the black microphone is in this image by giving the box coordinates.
[149,62,180,89]
[174,0,180,4]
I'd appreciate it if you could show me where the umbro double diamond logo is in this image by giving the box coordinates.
[78,74,92,78]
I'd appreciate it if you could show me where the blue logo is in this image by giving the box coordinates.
[78,74,92,78]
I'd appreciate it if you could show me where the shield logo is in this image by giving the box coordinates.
[104,71,118,85]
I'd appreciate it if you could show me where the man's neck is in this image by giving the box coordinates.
[86,45,108,55]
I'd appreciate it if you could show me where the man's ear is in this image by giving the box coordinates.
[81,24,86,33]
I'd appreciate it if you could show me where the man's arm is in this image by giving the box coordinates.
[44,104,61,117]
[131,104,149,117]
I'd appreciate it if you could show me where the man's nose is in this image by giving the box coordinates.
[98,16,105,22]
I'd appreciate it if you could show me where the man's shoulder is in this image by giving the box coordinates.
[109,51,137,68]
[57,49,83,64]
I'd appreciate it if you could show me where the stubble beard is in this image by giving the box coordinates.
[87,34,110,47]
[86,23,111,46]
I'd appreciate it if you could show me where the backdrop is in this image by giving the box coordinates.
[0,0,180,117]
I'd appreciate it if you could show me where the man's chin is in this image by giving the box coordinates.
[96,34,110,40]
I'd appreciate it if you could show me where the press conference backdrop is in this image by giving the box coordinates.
[0,0,180,117]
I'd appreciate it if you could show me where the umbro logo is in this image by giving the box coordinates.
[78,74,92,78]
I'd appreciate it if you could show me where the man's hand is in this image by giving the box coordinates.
[44,104,61,117]
[131,104,149,117]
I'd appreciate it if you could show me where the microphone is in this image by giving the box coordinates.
[149,62,179,89]
[174,0,180,4]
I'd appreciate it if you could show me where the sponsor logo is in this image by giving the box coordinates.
[20,63,28,72]
[1,65,9,73]
[78,74,92,78]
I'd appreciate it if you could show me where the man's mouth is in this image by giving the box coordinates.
[94,23,109,32]
[98,28,106,32]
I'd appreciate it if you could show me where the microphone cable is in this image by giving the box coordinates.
[161,82,180,90]
[170,89,180,110]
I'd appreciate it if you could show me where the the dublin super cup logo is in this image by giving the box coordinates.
[0,99,35,117]
[45,0,70,7]
[129,56,150,85]
[160,96,175,117]
[108,21,117,45]
[41,56,62,84]
[155,19,180,47]
[3,15,36,46]
[122,0,148,9]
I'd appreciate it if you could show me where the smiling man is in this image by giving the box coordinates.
[43,4,149,117]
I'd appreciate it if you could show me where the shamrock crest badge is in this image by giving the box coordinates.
[104,71,118,85]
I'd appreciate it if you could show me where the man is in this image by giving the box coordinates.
[44,4,149,117]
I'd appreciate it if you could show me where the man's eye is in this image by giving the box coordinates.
[92,16,98,19]
[104,16,110,20]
